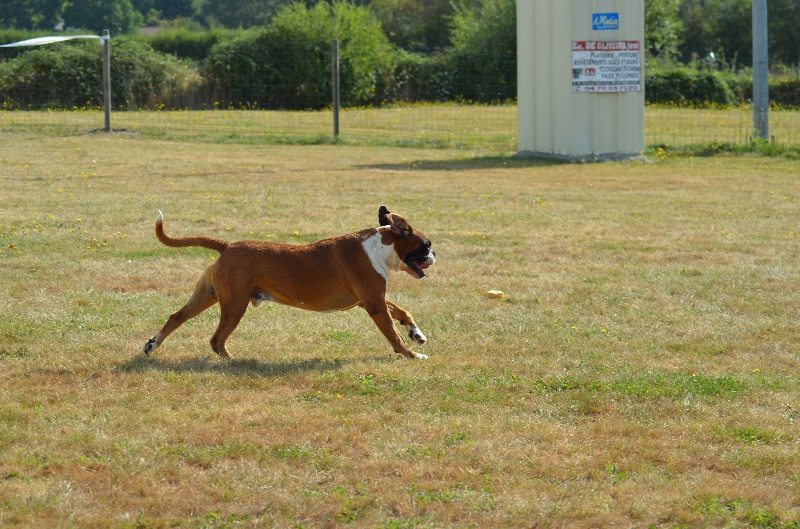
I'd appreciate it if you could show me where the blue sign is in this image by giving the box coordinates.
[592,12,620,31]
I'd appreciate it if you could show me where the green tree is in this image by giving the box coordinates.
[767,0,800,66]
[677,0,710,62]
[710,0,751,67]
[0,0,63,30]
[193,0,292,28]
[370,0,454,52]
[448,0,515,102]
[680,0,800,68]
[679,0,750,67]
[204,0,394,108]
[61,0,144,34]
[157,0,194,19]
[131,0,194,21]
[645,0,682,61]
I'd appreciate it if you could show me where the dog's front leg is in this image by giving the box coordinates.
[361,299,427,360]
[385,299,427,345]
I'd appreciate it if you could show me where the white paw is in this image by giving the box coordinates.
[408,327,427,345]
[142,335,160,355]
[414,353,429,360]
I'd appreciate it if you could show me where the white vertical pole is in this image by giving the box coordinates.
[331,38,340,138]
[102,29,112,132]
[752,0,769,141]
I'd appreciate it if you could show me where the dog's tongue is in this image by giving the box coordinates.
[417,263,429,270]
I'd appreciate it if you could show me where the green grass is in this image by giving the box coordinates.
[0,127,799,527]
[3,103,800,151]
[655,138,800,158]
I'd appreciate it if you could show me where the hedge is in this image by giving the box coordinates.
[203,2,394,110]
[645,68,736,107]
[644,68,800,107]
[382,50,452,103]
[752,78,800,107]
[0,38,194,110]
[138,27,240,62]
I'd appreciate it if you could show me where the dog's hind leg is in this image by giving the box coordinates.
[143,265,217,356]
[385,299,427,345]
[207,271,252,358]
[208,295,249,359]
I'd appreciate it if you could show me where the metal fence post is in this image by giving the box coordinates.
[331,38,340,138]
[752,0,769,141]
[102,29,111,132]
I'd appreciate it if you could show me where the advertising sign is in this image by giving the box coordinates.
[592,13,619,31]
[572,40,641,93]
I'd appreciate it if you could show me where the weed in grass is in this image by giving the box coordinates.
[354,373,379,396]
[654,139,800,159]
[271,444,314,460]
[611,371,748,400]
[697,498,799,529]
[402,446,443,460]
[166,442,258,468]
[530,370,749,403]
[325,329,354,341]
[443,432,470,447]
[201,511,250,528]
[382,519,425,529]
[729,426,779,445]
[607,463,628,483]
[746,508,782,528]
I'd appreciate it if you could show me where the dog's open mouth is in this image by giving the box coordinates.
[405,257,430,278]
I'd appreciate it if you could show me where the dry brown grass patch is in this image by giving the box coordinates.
[0,133,798,527]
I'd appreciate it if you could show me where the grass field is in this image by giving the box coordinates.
[1,129,799,528]
[2,104,800,151]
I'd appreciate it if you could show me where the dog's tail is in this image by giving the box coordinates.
[155,211,229,253]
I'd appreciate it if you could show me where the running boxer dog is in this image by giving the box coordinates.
[142,206,436,360]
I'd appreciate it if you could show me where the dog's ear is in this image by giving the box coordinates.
[385,212,411,238]
[378,205,391,227]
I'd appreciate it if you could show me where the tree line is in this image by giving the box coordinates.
[1,0,799,68]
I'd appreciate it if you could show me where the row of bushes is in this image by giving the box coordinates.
[646,68,800,107]
[0,39,186,110]
[1,30,798,110]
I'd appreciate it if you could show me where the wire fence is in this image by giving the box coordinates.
[2,35,799,151]
[2,104,799,151]
[646,105,800,147]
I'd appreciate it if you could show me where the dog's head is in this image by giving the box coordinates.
[378,205,436,279]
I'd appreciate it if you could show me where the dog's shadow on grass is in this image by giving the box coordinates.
[115,353,392,378]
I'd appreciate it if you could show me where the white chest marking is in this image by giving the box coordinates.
[361,230,400,281]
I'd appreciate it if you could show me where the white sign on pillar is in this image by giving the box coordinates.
[571,40,641,93]
[517,0,645,160]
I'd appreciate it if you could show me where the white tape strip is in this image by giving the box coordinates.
[0,35,103,48]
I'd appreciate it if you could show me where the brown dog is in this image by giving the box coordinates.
[143,206,436,360]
